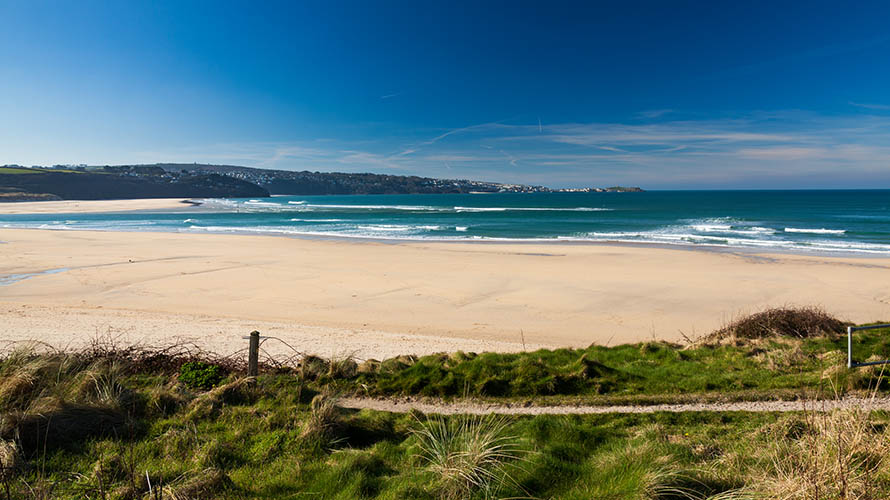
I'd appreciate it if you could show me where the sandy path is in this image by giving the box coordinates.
[340,397,890,415]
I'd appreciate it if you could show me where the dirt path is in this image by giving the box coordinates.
[340,397,890,415]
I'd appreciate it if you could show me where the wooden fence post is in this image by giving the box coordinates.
[248,330,260,377]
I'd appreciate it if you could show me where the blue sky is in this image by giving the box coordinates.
[2,1,890,188]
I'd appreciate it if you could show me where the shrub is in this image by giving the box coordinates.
[708,306,848,342]
[179,361,224,390]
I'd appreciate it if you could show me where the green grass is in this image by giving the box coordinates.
[314,324,890,401]
[3,322,890,499]
[3,368,890,499]
[0,167,43,174]
[0,167,86,174]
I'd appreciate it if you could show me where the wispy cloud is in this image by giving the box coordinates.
[849,101,890,111]
[636,109,673,119]
[117,111,890,188]
[397,121,505,156]
[379,92,402,100]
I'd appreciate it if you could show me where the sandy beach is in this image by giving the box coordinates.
[0,198,197,214]
[2,218,890,359]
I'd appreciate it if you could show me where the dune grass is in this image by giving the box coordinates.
[313,322,890,402]
[1,342,890,499]
[2,312,890,498]
[2,361,890,499]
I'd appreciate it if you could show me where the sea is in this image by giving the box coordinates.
[2,190,889,256]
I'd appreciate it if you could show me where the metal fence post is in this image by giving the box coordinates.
[248,330,260,377]
[846,324,890,368]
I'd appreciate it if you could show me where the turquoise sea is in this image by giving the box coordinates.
[2,191,889,255]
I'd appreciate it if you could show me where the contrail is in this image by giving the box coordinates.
[538,117,543,133]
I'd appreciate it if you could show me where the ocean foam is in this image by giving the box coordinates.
[357,225,415,232]
[784,227,846,234]
[454,206,612,212]
[304,203,445,211]
[691,224,732,232]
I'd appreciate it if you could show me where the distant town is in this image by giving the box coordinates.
[0,163,642,201]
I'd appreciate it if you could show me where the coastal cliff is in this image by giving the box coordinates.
[0,168,269,201]
[0,164,643,199]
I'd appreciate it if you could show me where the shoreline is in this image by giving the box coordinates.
[0,195,890,259]
[3,224,888,261]
[2,227,889,358]
[1,197,887,259]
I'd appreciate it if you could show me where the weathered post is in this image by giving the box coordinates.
[248,330,260,377]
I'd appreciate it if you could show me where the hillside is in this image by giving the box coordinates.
[0,163,643,200]
[157,163,642,194]
[0,167,269,201]
[147,163,552,195]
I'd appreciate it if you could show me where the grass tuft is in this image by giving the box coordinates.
[412,413,527,500]
[757,405,890,499]
[172,467,234,499]
[302,393,344,445]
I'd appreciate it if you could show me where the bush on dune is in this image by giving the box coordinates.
[707,306,849,343]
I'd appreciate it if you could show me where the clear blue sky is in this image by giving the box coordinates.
[2,1,890,188]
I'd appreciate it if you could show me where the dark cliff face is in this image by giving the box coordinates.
[0,171,269,200]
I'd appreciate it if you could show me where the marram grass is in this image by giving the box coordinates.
[2,315,890,498]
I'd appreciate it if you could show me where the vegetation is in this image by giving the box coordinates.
[0,168,42,175]
[1,310,889,499]
[0,169,268,200]
[0,187,61,202]
[0,163,644,197]
[178,362,226,391]
[317,317,889,403]
[706,306,849,341]
[412,414,526,500]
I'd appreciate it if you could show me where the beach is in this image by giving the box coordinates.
[0,198,195,214]
[3,220,890,359]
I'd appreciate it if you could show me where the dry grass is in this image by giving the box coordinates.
[299,356,329,380]
[301,393,344,444]
[707,306,849,343]
[184,378,254,420]
[327,357,358,379]
[412,414,527,500]
[0,349,134,455]
[2,398,128,454]
[0,439,22,482]
[756,406,890,499]
[171,467,233,499]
